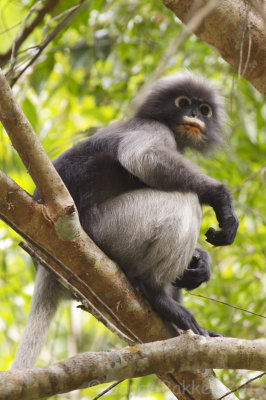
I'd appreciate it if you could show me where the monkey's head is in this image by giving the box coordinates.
[136,72,225,152]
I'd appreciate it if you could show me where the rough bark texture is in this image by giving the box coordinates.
[162,0,266,96]
[1,334,265,400]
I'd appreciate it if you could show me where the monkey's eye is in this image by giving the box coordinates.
[175,96,191,109]
[199,103,212,117]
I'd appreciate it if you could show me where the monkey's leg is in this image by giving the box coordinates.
[140,279,222,337]
[140,279,208,336]
[173,248,211,291]
[12,266,69,369]
[171,250,223,337]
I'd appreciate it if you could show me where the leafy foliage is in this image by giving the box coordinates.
[0,0,265,399]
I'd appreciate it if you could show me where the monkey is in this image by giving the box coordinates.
[12,72,239,369]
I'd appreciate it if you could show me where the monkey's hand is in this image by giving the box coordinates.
[173,248,211,291]
[205,208,239,246]
[205,184,239,246]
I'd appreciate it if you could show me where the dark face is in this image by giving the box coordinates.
[136,75,224,152]
[170,94,215,149]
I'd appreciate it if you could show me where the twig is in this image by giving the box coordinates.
[0,22,21,35]
[9,0,87,86]
[42,3,85,33]
[10,0,45,70]
[232,163,266,193]
[216,372,266,400]
[0,0,60,67]
[190,293,266,319]
[93,381,124,400]
[238,1,252,78]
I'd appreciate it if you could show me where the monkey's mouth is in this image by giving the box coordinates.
[177,117,205,141]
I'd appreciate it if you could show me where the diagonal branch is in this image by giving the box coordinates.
[0,68,74,220]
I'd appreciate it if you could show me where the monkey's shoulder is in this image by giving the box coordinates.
[51,132,146,207]
[53,117,176,171]
[49,117,177,202]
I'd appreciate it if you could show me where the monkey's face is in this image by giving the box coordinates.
[136,73,224,152]
[173,95,213,148]
[151,92,221,152]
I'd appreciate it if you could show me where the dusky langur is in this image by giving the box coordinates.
[12,73,239,369]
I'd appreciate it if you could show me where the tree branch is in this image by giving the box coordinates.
[162,0,266,97]
[2,334,265,400]
[0,68,74,220]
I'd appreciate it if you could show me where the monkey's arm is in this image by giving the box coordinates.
[117,130,239,246]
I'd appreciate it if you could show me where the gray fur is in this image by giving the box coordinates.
[87,190,201,285]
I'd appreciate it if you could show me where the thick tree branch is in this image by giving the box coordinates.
[2,334,265,400]
[162,0,266,96]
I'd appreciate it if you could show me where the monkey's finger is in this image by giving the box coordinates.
[173,266,210,290]
[209,211,239,246]
[194,325,209,336]
[208,330,224,337]
[183,324,206,336]
[185,317,208,336]
[205,227,217,243]
[177,306,207,335]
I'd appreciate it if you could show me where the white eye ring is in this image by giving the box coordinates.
[199,103,212,117]
[175,96,191,108]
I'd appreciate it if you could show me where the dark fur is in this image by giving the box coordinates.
[173,248,211,291]
[12,73,238,369]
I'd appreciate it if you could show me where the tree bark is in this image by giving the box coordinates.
[162,0,266,97]
[2,334,265,400]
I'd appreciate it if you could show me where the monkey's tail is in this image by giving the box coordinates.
[11,266,68,369]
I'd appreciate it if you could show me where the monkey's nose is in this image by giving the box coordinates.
[191,109,199,118]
